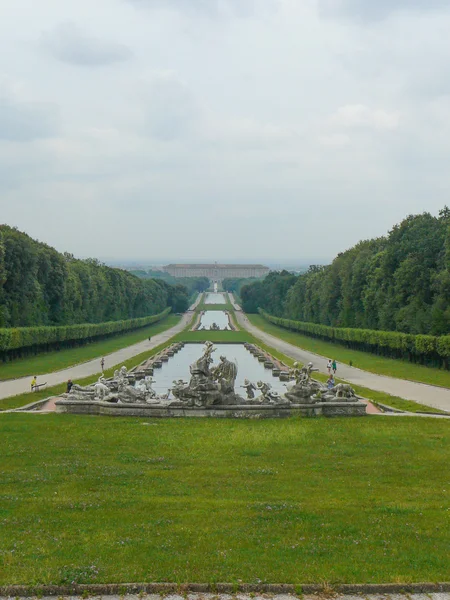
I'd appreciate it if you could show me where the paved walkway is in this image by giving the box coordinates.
[232,301,450,412]
[0,312,194,401]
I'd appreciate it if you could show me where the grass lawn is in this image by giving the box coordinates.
[176,330,252,344]
[0,315,180,382]
[0,415,449,585]
[249,314,450,389]
[198,303,234,312]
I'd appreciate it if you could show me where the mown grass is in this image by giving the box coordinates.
[0,315,180,381]
[0,415,449,585]
[198,303,233,312]
[176,330,252,344]
[249,314,450,389]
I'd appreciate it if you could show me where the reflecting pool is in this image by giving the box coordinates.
[204,292,227,304]
[151,343,286,397]
[199,311,230,330]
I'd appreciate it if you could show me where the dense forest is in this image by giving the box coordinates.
[129,269,210,298]
[222,277,265,297]
[0,225,190,328]
[241,209,450,337]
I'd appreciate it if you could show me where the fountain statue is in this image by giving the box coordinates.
[57,343,366,417]
[171,343,243,407]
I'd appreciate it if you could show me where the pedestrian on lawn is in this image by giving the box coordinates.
[66,379,73,393]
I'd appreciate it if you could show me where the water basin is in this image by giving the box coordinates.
[204,292,227,304]
[150,343,287,397]
[199,311,230,330]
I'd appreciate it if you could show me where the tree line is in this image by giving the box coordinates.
[0,225,192,328]
[129,269,209,310]
[241,209,450,338]
[222,277,265,297]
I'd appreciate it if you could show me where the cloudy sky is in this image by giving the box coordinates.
[1,0,449,263]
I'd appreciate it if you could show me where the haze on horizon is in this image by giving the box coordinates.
[1,0,450,262]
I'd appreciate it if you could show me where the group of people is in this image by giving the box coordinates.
[326,359,337,389]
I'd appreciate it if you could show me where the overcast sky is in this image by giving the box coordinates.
[1,0,449,263]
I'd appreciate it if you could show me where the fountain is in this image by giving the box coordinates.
[55,343,367,418]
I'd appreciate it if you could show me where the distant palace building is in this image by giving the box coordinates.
[163,263,269,281]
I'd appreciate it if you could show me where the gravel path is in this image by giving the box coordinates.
[0,312,194,401]
[231,297,450,412]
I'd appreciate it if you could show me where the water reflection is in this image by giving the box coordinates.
[151,343,286,397]
[204,292,227,304]
[199,311,230,330]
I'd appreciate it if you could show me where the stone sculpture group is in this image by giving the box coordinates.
[64,342,360,408]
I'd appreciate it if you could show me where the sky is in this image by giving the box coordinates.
[1,0,450,263]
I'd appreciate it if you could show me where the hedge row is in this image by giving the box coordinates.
[0,308,171,353]
[259,309,450,365]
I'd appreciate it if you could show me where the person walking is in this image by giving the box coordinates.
[101,357,105,372]
[332,359,337,375]
[327,359,332,375]
[31,376,37,392]
[66,379,73,393]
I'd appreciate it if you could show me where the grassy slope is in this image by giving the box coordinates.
[1,415,449,585]
[0,315,180,381]
[249,314,450,389]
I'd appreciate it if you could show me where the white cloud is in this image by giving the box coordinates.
[318,0,449,21]
[126,0,279,18]
[41,22,133,66]
[0,86,59,142]
[0,0,450,261]
[330,104,400,130]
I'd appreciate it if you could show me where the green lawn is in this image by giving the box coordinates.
[176,330,252,343]
[198,303,233,312]
[0,315,180,381]
[0,415,449,585]
[250,314,450,389]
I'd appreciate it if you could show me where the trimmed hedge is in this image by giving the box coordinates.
[0,308,171,358]
[259,309,450,368]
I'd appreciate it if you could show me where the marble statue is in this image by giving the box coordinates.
[212,355,238,394]
[170,344,243,407]
[241,379,256,399]
[94,379,110,400]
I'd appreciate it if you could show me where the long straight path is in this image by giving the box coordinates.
[0,312,194,401]
[232,298,450,412]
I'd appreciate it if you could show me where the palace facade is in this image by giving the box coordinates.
[163,263,269,281]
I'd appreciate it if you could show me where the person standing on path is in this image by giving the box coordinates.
[327,359,332,375]
[101,357,105,372]
[332,359,337,375]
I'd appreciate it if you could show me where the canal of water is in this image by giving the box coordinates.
[204,292,227,304]
[151,343,287,397]
[198,311,230,330]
